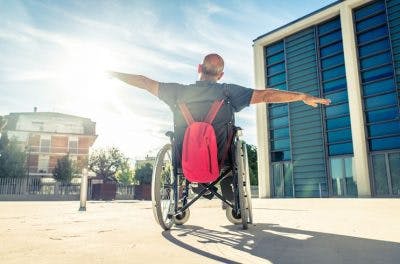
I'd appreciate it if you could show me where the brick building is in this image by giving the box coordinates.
[2,111,97,178]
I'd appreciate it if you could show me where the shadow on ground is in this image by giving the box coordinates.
[162,223,400,264]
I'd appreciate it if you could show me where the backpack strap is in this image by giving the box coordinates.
[204,100,224,124]
[178,103,195,125]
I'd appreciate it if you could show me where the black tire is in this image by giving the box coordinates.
[151,144,175,230]
[242,141,253,224]
[236,140,248,230]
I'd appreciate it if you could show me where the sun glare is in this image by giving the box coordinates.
[56,43,118,103]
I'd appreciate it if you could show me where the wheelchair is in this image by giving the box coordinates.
[151,127,253,230]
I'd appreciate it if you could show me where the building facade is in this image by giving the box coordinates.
[2,111,97,178]
[254,0,400,198]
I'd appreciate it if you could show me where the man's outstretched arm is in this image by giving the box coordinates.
[250,88,331,107]
[108,71,159,96]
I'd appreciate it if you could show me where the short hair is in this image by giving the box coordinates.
[201,53,224,77]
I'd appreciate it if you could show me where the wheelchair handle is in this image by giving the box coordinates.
[165,131,174,141]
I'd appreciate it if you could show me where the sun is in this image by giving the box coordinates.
[55,42,119,103]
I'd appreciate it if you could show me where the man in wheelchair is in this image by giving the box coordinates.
[109,54,330,230]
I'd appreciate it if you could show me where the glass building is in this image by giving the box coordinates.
[254,0,400,198]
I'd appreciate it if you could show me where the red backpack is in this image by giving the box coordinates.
[178,100,224,183]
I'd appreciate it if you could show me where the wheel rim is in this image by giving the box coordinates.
[242,142,253,224]
[159,148,174,225]
[152,144,175,230]
[236,140,248,229]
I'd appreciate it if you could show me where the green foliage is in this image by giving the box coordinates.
[246,144,258,186]
[53,155,74,183]
[134,163,153,185]
[0,116,6,131]
[89,147,127,182]
[0,133,27,178]
[116,161,135,184]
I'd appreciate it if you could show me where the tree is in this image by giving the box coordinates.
[246,144,258,186]
[116,160,135,184]
[0,116,6,132]
[0,133,27,178]
[89,147,127,182]
[134,163,153,185]
[53,155,74,183]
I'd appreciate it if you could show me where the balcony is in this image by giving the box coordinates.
[27,145,89,155]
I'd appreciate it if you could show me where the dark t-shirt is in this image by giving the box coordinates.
[158,80,254,166]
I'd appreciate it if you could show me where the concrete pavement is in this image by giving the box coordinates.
[0,198,399,263]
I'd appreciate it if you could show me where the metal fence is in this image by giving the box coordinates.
[0,178,256,200]
[116,184,135,200]
[0,178,136,201]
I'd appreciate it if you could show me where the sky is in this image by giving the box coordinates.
[0,0,336,160]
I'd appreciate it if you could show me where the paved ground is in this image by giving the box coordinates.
[0,198,399,264]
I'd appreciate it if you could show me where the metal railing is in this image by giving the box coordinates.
[27,145,89,155]
[0,177,136,201]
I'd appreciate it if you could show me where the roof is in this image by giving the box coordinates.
[6,112,92,121]
[3,112,96,136]
[253,0,343,43]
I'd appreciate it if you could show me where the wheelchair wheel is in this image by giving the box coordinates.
[152,144,175,230]
[242,141,253,224]
[235,140,250,229]
[174,202,190,225]
[225,206,242,225]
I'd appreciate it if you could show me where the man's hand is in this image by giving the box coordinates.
[303,95,331,107]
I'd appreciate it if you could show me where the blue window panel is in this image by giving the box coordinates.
[321,54,344,69]
[320,42,343,57]
[363,78,396,96]
[365,92,398,110]
[327,116,351,130]
[359,38,390,57]
[267,52,284,64]
[355,1,385,21]
[366,107,399,123]
[319,30,342,46]
[268,72,286,85]
[270,127,290,140]
[328,128,352,143]
[326,90,348,105]
[360,51,392,69]
[322,65,346,81]
[319,19,341,35]
[271,138,290,150]
[266,42,284,54]
[271,116,289,128]
[356,13,387,32]
[361,64,394,83]
[370,136,400,151]
[270,105,288,117]
[357,26,388,44]
[326,103,350,118]
[268,63,285,76]
[271,150,291,162]
[273,83,287,90]
[368,121,400,137]
[323,78,347,93]
[329,142,354,156]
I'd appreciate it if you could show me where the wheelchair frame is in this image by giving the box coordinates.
[151,127,252,230]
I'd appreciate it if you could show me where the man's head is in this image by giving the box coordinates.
[198,53,224,81]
